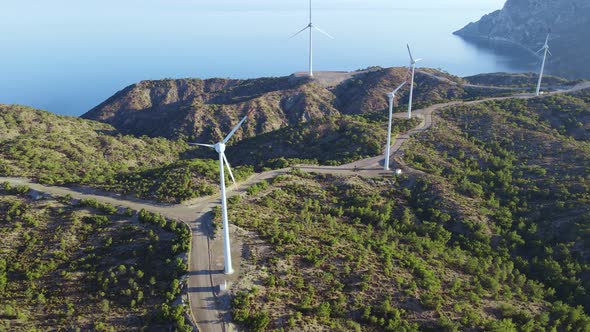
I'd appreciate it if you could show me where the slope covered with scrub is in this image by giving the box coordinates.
[225,89,590,331]
[0,182,191,331]
[0,105,188,185]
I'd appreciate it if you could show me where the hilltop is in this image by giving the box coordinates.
[82,68,517,141]
[455,0,590,79]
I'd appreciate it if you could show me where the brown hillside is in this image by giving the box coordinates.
[82,68,505,141]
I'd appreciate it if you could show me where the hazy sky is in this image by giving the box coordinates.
[1,0,506,16]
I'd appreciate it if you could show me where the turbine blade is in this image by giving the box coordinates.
[223,109,255,144]
[414,58,423,62]
[290,25,310,39]
[536,47,544,54]
[190,143,215,148]
[403,68,412,82]
[313,26,334,39]
[547,49,553,56]
[392,81,407,93]
[407,44,414,63]
[222,153,237,188]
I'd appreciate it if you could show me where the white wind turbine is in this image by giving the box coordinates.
[384,81,407,171]
[535,33,552,96]
[290,0,334,77]
[191,109,255,275]
[406,44,422,119]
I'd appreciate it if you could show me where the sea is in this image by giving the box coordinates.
[0,0,537,116]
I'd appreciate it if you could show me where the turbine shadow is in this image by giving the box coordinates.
[189,269,224,276]
[188,286,215,293]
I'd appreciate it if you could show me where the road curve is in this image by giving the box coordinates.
[1,80,588,332]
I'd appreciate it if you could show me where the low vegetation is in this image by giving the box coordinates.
[1,73,588,330]
[0,105,188,185]
[403,91,590,323]
[0,105,250,203]
[464,72,573,88]
[228,114,421,169]
[226,90,590,331]
[0,182,191,331]
[105,159,254,203]
[0,103,417,202]
[228,170,588,331]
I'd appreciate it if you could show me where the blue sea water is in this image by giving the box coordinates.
[0,0,536,116]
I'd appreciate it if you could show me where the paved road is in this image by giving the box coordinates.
[2,79,588,332]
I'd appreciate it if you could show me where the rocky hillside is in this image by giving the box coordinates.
[455,0,590,79]
[82,68,508,141]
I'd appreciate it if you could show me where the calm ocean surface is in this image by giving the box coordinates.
[0,0,536,116]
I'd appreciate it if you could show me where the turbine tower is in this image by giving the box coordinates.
[384,81,407,171]
[191,109,255,275]
[406,44,422,119]
[290,0,334,77]
[536,33,552,96]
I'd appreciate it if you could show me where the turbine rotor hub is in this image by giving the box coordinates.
[215,143,226,154]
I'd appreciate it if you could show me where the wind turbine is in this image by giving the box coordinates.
[406,44,422,119]
[535,33,552,96]
[191,109,255,275]
[384,81,407,171]
[290,0,334,77]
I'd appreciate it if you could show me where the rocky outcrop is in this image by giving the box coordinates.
[455,0,590,79]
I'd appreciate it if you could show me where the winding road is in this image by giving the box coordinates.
[1,79,589,332]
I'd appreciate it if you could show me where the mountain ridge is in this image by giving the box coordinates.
[81,68,514,142]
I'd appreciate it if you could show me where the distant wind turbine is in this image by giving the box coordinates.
[290,0,334,77]
[191,109,255,275]
[536,33,552,96]
[407,44,422,119]
[384,81,407,171]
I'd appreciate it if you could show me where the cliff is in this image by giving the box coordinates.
[454,0,590,79]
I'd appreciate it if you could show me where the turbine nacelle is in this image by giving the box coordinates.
[215,142,226,154]
[535,33,551,96]
[406,44,421,119]
[536,45,552,57]
[536,33,552,55]
[407,44,423,66]
[386,81,407,100]
[383,80,408,171]
[291,23,334,40]
[289,0,333,76]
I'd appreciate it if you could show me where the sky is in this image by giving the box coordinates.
[0,0,506,20]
